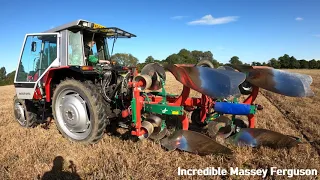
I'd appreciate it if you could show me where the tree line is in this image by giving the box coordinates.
[0,67,15,86]
[133,49,320,70]
[1,49,320,86]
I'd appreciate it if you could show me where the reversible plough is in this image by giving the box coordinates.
[12,20,314,156]
[124,62,314,155]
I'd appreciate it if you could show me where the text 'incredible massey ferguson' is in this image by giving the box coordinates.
[13,20,315,155]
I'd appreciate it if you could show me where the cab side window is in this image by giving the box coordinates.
[68,31,84,66]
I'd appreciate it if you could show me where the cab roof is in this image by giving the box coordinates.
[43,19,136,38]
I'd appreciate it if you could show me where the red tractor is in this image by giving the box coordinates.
[13,19,137,143]
[13,20,314,155]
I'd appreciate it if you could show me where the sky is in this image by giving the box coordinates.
[0,0,320,73]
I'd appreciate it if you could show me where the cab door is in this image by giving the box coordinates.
[14,33,59,99]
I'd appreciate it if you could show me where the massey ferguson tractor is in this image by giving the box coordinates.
[13,19,314,155]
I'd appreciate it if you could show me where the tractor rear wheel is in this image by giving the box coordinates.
[13,95,38,127]
[52,79,109,144]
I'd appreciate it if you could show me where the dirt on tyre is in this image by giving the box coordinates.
[13,95,38,128]
[52,79,109,144]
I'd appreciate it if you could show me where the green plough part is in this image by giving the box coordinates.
[144,103,184,115]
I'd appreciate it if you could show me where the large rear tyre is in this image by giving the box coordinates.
[13,95,38,128]
[52,79,109,144]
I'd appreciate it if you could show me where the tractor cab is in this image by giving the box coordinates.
[14,19,136,99]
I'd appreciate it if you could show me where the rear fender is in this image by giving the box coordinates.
[43,66,70,102]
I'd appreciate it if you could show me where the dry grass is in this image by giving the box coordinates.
[0,70,319,179]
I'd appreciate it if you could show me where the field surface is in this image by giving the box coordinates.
[0,69,319,180]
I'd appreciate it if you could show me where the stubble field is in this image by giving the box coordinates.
[0,69,319,180]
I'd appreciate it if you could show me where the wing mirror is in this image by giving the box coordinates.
[31,41,37,52]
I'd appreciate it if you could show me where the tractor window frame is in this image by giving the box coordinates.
[14,33,60,84]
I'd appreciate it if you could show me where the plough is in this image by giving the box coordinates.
[124,62,313,155]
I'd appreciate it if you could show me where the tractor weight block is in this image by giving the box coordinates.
[134,74,152,90]
[139,120,155,140]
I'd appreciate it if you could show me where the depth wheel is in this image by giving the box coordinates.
[196,59,214,68]
[13,95,38,128]
[239,81,253,95]
[52,79,109,144]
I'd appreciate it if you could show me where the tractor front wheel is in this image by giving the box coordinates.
[52,79,109,144]
[13,95,38,127]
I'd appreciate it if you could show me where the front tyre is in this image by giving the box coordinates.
[13,95,38,128]
[52,79,108,144]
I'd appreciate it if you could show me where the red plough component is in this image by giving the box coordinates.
[129,65,260,138]
[126,62,314,156]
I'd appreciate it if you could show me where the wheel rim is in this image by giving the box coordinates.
[241,81,252,91]
[14,102,26,126]
[55,89,92,140]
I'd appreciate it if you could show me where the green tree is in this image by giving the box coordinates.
[0,67,6,80]
[145,56,155,63]
[211,59,220,68]
[5,70,16,84]
[268,58,281,69]
[278,54,290,68]
[191,50,203,61]
[190,50,218,66]
[16,62,28,81]
[111,53,139,66]
[202,51,214,61]
[178,49,196,64]
[229,56,243,65]
[289,56,300,69]
[309,59,318,69]
[299,60,309,69]
[251,62,262,66]
[292,60,300,69]
[0,70,16,86]
[165,54,183,64]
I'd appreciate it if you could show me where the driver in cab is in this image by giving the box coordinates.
[84,38,110,65]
